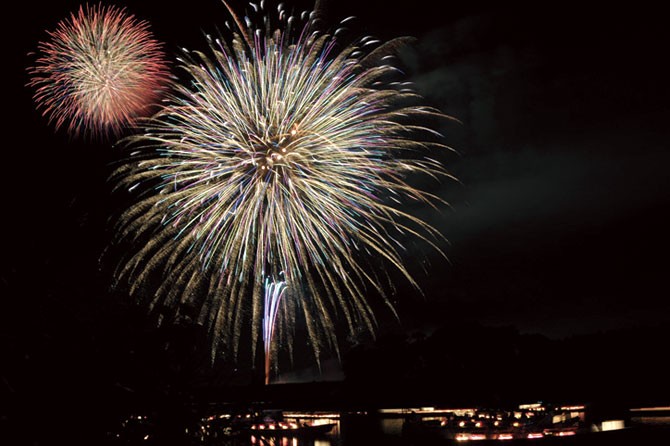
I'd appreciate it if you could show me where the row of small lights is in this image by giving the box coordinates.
[455,430,576,441]
[252,422,300,430]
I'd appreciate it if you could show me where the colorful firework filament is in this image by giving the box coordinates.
[263,275,287,384]
[27,3,169,137]
[112,0,453,366]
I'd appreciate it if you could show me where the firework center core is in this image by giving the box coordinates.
[252,127,299,174]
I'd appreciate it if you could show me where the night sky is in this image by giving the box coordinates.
[4,0,670,390]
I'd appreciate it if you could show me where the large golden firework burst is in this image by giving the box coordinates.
[111,0,455,369]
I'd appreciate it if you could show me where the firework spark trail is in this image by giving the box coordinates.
[264,275,287,384]
[112,0,455,367]
[28,3,169,137]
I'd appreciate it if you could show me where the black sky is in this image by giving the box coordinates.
[4,0,670,385]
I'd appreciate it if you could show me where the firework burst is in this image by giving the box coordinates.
[28,3,169,137]
[111,0,454,367]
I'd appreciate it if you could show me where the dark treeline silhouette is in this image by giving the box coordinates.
[342,320,670,410]
[2,249,669,446]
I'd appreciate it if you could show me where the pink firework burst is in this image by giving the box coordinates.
[28,3,170,137]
